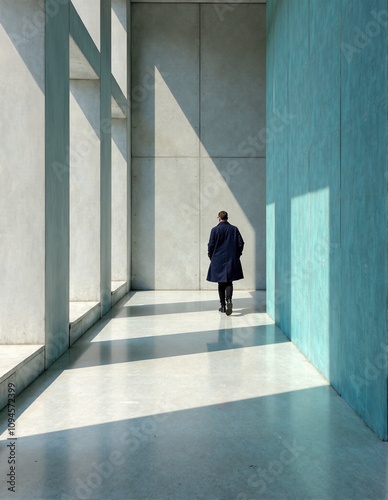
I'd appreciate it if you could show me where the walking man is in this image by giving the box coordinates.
[206,211,244,315]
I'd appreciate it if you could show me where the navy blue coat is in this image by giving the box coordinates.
[206,221,244,283]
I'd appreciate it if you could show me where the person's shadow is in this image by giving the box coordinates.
[229,307,251,317]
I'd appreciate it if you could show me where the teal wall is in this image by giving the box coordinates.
[267,0,387,439]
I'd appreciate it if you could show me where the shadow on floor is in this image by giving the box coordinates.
[115,297,266,318]
[57,324,288,370]
[2,387,387,500]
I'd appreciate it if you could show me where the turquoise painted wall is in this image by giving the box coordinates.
[267,0,387,439]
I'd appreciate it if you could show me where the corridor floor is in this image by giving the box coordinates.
[1,291,387,500]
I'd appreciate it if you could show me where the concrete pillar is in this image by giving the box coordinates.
[111,1,128,290]
[100,0,112,314]
[126,0,132,290]
[45,0,70,365]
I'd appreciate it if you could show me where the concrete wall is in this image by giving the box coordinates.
[112,118,128,281]
[71,0,100,49]
[111,118,128,288]
[267,0,387,440]
[112,0,128,97]
[70,80,101,301]
[0,0,46,344]
[131,3,266,290]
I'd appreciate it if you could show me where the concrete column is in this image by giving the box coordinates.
[126,0,132,290]
[100,0,112,314]
[111,1,128,289]
[70,80,101,302]
[45,0,70,365]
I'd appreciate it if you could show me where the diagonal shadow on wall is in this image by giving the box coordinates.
[131,2,266,292]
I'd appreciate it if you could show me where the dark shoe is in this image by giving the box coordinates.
[219,305,226,313]
[226,300,233,316]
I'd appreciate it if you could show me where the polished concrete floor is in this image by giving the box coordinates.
[1,291,387,500]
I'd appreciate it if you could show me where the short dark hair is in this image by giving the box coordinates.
[218,211,228,221]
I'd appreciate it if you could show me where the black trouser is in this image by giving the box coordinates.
[218,281,233,306]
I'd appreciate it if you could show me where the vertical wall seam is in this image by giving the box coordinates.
[286,0,290,335]
[386,0,388,435]
[307,0,311,358]
[129,0,134,290]
[198,3,202,290]
[339,0,342,380]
